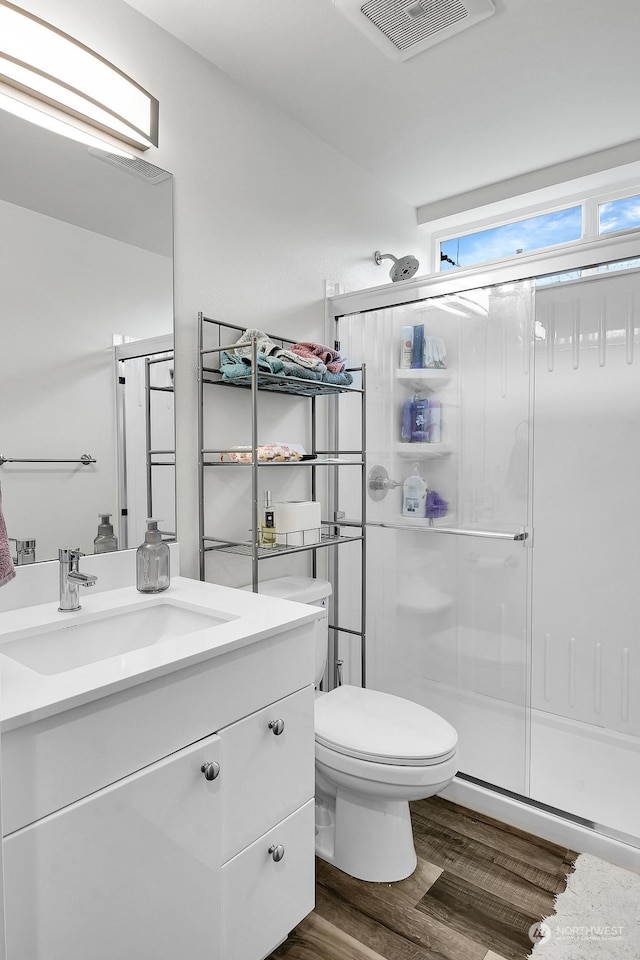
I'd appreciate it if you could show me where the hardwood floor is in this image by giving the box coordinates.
[270,796,577,960]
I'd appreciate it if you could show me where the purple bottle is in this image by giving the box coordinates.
[411,396,429,443]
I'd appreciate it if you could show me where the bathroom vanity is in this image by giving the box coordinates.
[0,577,320,960]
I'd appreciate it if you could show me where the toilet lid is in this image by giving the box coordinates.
[315,685,458,766]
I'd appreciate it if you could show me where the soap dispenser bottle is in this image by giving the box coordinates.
[136,519,170,593]
[94,513,118,553]
[402,464,427,518]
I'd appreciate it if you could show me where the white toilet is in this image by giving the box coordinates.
[244,576,458,883]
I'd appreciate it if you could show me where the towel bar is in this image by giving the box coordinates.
[0,453,96,466]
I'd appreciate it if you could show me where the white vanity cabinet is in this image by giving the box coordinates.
[1,609,318,960]
[4,733,224,960]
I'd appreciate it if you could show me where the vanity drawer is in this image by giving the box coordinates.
[222,799,315,960]
[219,685,315,861]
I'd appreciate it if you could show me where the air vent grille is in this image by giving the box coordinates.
[361,0,468,51]
[334,0,494,61]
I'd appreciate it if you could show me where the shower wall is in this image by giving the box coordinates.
[336,265,640,844]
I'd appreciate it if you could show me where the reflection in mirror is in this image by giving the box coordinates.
[0,109,174,562]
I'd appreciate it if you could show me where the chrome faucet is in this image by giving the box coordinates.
[9,537,36,565]
[58,548,97,612]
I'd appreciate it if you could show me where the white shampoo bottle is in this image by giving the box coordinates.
[402,464,427,518]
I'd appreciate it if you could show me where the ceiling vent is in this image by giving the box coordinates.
[333,0,495,61]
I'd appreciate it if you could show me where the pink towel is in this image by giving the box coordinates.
[291,342,346,374]
[0,484,16,587]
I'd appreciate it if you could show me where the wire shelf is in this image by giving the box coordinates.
[204,528,363,559]
[202,369,362,397]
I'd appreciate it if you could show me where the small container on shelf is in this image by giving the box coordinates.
[400,326,413,369]
[259,491,277,547]
[272,500,321,546]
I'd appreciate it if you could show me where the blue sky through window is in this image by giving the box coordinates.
[440,206,583,270]
[599,195,640,235]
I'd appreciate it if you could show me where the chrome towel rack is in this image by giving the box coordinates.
[0,453,96,466]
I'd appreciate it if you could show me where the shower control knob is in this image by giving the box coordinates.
[201,761,220,781]
[269,719,285,736]
[268,844,285,862]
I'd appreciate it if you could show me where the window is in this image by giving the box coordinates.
[439,206,582,271]
[436,188,640,275]
[598,194,640,235]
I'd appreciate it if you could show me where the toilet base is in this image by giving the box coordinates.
[315,789,417,883]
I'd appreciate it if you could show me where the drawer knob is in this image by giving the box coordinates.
[268,719,285,736]
[268,844,285,862]
[201,761,220,781]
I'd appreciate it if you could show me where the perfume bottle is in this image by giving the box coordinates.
[259,491,277,547]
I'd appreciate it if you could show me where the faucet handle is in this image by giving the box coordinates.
[58,547,82,562]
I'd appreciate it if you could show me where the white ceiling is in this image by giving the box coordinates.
[125,0,640,213]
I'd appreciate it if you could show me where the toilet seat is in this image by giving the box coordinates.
[315,685,457,766]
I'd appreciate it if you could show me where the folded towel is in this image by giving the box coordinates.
[233,328,280,359]
[321,370,354,386]
[220,350,284,378]
[291,341,346,373]
[280,361,324,381]
[0,483,16,588]
[276,348,326,371]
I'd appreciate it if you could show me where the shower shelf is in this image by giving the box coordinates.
[394,442,452,459]
[395,368,451,389]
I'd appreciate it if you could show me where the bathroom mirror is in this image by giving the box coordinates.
[0,109,174,563]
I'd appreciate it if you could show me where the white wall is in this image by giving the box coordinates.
[14,0,427,579]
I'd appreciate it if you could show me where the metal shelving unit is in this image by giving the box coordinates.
[145,353,176,540]
[197,312,367,686]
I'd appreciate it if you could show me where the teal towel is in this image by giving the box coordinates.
[321,370,353,386]
[220,350,284,378]
[280,361,324,381]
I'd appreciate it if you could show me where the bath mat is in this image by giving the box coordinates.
[529,853,640,959]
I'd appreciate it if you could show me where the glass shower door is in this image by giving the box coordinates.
[337,281,534,796]
[530,268,640,840]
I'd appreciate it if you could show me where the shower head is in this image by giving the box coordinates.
[374,250,420,282]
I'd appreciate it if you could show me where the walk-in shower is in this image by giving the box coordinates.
[328,232,640,867]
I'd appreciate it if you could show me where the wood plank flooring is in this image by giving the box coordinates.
[270,796,577,960]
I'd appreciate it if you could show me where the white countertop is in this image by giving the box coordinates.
[0,576,321,731]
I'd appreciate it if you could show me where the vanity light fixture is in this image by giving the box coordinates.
[0,0,158,154]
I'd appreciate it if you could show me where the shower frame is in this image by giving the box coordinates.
[326,228,640,873]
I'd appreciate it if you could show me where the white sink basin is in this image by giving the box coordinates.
[0,602,236,676]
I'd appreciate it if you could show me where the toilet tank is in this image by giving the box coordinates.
[240,576,332,685]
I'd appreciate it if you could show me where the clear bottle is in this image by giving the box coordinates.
[136,519,170,593]
[259,491,277,548]
[94,513,118,553]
